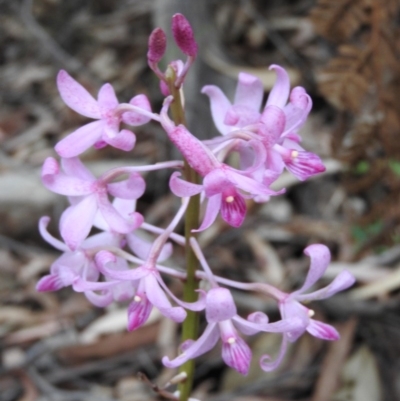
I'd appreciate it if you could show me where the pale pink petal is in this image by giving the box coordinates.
[203,169,233,198]
[39,216,69,252]
[283,150,326,181]
[107,173,145,200]
[259,335,288,372]
[55,121,104,158]
[127,234,172,262]
[61,157,96,181]
[169,172,203,197]
[194,194,221,232]
[201,85,231,135]
[60,195,98,250]
[296,270,356,302]
[122,94,152,126]
[259,105,286,147]
[104,129,136,151]
[85,290,114,307]
[97,83,119,112]
[224,105,260,127]
[36,274,64,292]
[205,288,237,323]
[266,65,290,109]
[97,193,135,234]
[144,274,186,322]
[294,244,331,295]
[42,157,94,196]
[234,72,264,111]
[306,319,339,340]
[162,323,219,368]
[57,70,100,119]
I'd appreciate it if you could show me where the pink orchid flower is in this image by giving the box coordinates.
[42,157,145,250]
[260,244,356,371]
[161,99,282,231]
[56,70,153,157]
[79,251,205,331]
[162,287,299,375]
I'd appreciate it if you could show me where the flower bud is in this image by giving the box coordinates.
[147,28,167,63]
[171,13,198,57]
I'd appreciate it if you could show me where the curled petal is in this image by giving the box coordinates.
[294,244,332,295]
[55,120,104,158]
[205,288,237,323]
[162,323,219,368]
[201,85,231,135]
[259,335,288,372]
[122,94,152,126]
[170,172,203,197]
[234,72,264,111]
[60,195,98,250]
[259,106,286,147]
[266,65,290,109]
[306,319,339,340]
[104,129,136,152]
[39,216,68,252]
[57,70,101,119]
[107,173,145,200]
[85,290,114,307]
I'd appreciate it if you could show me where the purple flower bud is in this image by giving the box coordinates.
[171,14,198,57]
[147,28,167,63]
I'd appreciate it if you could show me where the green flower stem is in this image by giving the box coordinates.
[165,67,200,401]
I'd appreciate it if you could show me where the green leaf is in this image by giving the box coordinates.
[388,160,400,176]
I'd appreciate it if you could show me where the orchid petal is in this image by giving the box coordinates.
[307,319,340,340]
[296,270,356,302]
[85,290,114,307]
[144,274,186,322]
[127,293,153,331]
[266,65,290,109]
[55,120,105,158]
[61,157,96,181]
[220,191,246,227]
[203,169,233,197]
[42,157,94,196]
[36,274,65,292]
[259,335,288,372]
[122,94,152,125]
[170,172,203,197]
[234,72,264,111]
[201,85,231,135]
[162,323,219,368]
[194,194,221,232]
[259,105,286,147]
[39,216,69,252]
[107,173,145,200]
[222,335,252,375]
[294,244,331,295]
[57,70,100,119]
[97,193,135,234]
[104,129,136,152]
[97,83,119,112]
[60,195,98,250]
[127,234,172,262]
[205,288,237,323]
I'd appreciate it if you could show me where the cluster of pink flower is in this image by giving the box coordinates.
[37,14,355,376]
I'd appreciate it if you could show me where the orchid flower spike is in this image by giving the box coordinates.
[56,70,153,157]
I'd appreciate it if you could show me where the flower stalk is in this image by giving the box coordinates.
[165,66,200,401]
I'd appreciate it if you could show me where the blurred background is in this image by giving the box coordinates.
[1,0,400,400]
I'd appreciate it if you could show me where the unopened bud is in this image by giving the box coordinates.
[171,14,198,57]
[147,28,167,63]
